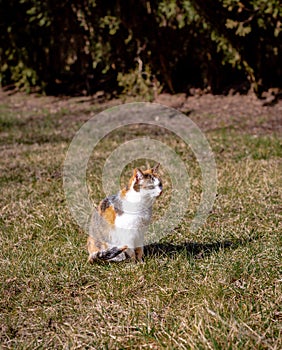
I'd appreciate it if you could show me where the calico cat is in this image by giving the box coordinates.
[87,163,162,262]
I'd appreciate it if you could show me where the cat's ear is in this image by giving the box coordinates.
[152,163,160,173]
[134,168,144,181]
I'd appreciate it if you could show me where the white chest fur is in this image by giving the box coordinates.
[109,182,159,248]
[115,208,152,229]
[110,190,153,248]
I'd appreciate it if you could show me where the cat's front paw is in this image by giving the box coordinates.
[88,252,98,264]
[88,245,129,263]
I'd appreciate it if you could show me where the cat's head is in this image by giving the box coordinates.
[129,163,162,198]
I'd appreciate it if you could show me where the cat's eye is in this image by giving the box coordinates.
[143,185,155,190]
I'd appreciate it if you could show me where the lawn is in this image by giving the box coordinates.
[0,92,281,349]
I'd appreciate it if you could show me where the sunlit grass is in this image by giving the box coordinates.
[0,96,281,349]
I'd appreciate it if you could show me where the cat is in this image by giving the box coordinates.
[87,163,162,263]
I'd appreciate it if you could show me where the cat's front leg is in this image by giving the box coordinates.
[122,247,143,262]
[123,247,135,261]
[134,247,144,262]
[87,236,100,263]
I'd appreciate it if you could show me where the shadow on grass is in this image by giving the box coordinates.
[144,237,257,260]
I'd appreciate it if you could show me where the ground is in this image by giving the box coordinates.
[0,90,281,349]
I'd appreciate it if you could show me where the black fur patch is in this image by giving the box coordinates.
[99,197,111,212]
[114,206,123,215]
[110,194,123,215]
[97,246,126,260]
[133,182,141,192]
[99,195,124,215]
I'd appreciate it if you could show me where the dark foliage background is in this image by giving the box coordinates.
[0,0,281,96]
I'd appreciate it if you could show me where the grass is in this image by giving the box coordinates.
[0,94,281,349]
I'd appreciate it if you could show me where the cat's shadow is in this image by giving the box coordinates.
[143,238,254,260]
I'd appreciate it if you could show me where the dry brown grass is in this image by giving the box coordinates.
[0,92,281,349]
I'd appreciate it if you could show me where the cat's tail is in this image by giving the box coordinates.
[88,245,128,263]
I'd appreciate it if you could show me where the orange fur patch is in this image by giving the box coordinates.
[120,187,127,198]
[121,170,138,194]
[129,169,138,187]
[87,236,109,254]
[101,206,116,225]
